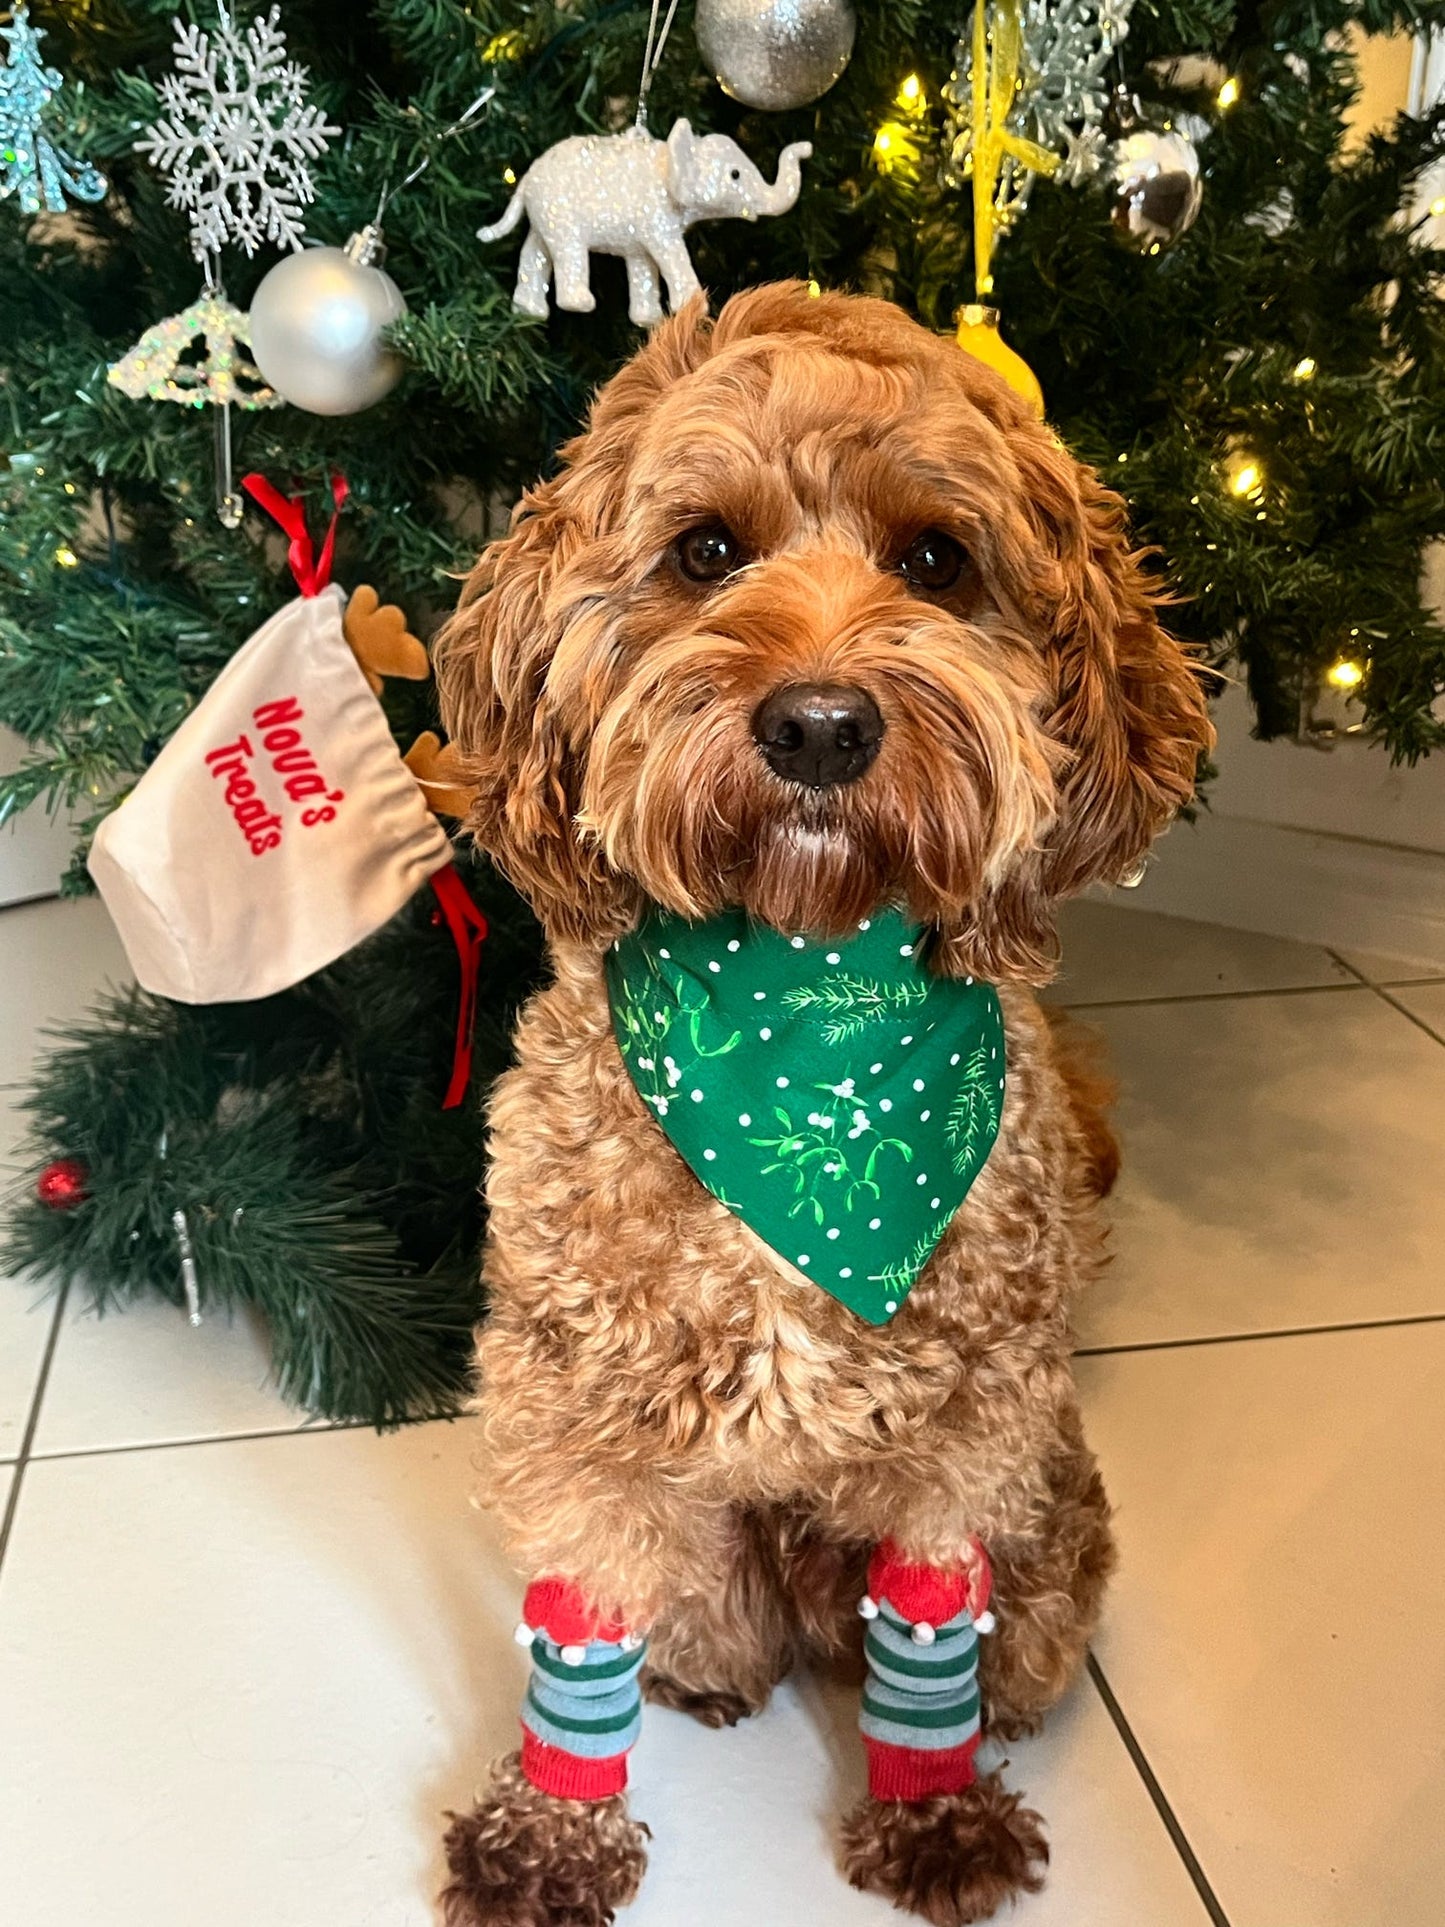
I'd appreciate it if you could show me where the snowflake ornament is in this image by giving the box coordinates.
[0,3,107,216]
[137,3,339,260]
[943,0,1135,235]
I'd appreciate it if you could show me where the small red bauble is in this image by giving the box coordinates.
[36,1158,89,1209]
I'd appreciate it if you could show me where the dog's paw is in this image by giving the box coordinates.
[982,1700,1044,1743]
[839,1771,1048,1926]
[642,1667,756,1728]
[440,1754,649,1927]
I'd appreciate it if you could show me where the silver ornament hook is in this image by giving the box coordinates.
[373,85,497,230]
[636,0,684,130]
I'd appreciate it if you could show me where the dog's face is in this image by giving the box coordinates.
[437,283,1212,981]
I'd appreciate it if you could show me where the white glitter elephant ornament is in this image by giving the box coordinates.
[478,118,811,326]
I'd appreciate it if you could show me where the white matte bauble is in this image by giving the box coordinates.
[696,0,856,112]
[248,227,407,416]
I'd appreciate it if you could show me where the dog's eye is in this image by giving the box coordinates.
[898,529,968,593]
[675,523,745,583]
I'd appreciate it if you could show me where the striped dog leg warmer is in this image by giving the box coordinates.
[514,1576,646,1800]
[857,1537,996,1801]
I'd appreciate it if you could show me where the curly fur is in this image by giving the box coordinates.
[840,1773,1049,1926]
[434,283,1213,1922]
[441,1756,649,1927]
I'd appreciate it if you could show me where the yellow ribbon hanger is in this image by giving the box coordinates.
[953,0,1054,417]
[969,0,1060,298]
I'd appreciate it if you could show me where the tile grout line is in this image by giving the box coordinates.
[0,1278,71,1580]
[1364,983,1445,1049]
[1325,948,1445,1046]
[1059,979,1372,1012]
[1322,948,1370,988]
[1076,1309,1445,1358]
[25,1406,464,1466]
[0,889,63,920]
[1087,1652,1232,1927]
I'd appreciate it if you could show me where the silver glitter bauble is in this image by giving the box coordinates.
[248,227,407,416]
[696,0,856,112]
[1108,126,1202,253]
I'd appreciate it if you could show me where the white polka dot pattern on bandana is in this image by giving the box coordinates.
[606,906,1006,1326]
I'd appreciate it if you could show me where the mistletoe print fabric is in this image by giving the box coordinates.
[605,907,1006,1325]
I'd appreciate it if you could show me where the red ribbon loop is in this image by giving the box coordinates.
[241,471,349,597]
[428,865,490,1111]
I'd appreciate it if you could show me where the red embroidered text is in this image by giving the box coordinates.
[252,696,346,826]
[204,696,346,857]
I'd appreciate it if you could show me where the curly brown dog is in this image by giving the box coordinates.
[433,282,1212,1927]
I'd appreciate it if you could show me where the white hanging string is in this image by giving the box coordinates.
[636,0,684,130]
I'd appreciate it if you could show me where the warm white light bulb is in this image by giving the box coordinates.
[1228,459,1261,498]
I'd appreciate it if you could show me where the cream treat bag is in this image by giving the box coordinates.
[89,478,450,1003]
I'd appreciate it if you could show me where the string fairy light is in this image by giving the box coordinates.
[872,118,922,172]
[1221,445,1265,501]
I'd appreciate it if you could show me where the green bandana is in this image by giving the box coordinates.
[605,907,1006,1326]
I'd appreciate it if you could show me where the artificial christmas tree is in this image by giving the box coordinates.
[1,0,1441,1422]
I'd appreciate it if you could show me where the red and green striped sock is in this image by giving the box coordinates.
[857,1538,995,1801]
[513,1577,646,1800]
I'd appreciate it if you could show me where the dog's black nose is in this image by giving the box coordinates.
[752,683,884,789]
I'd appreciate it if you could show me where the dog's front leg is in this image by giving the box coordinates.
[442,1387,746,1927]
[441,1565,651,1927]
[828,1523,1050,1926]
[440,1561,652,1927]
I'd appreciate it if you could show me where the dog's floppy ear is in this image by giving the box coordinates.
[434,308,716,946]
[432,471,633,946]
[949,428,1213,985]
[1021,432,1213,893]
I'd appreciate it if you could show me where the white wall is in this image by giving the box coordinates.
[0,727,75,907]
[1125,687,1445,967]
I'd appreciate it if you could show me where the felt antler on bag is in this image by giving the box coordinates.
[344,585,431,694]
[404,730,476,820]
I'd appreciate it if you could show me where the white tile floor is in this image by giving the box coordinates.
[2,893,1442,1927]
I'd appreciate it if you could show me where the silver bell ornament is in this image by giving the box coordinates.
[248,226,407,416]
[695,0,856,112]
[1108,125,1203,254]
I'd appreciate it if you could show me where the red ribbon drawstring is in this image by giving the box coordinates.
[241,471,349,597]
[429,865,490,1110]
